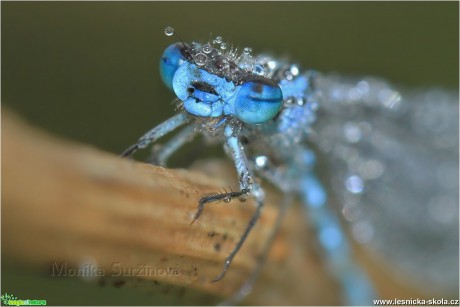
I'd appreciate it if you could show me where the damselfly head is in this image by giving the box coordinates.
[160,27,283,125]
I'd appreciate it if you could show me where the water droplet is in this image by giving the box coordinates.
[267,60,277,70]
[215,36,222,44]
[220,42,227,50]
[357,80,370,95]
[345,175,364,194]
[342,202,361,222]
[202,43,212,54]
[296,98,305,106]
[164,26,174,36]
[255,156,269,169]
[343,121,362,143]
[378,88,401,110]
[243,47,252,55]
[253,65,264,76]
[194,53,207,66]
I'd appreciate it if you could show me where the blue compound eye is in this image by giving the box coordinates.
[235,79,283,124]
[159,43,187,90]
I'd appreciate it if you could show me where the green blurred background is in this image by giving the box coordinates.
[2,2,458,153]
[2,1,459,305]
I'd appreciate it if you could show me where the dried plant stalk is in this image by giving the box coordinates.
[1,110,423,305]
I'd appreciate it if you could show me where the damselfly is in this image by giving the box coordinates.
[122,27,459,304]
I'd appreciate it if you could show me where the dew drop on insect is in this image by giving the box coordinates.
[253,65,264,76]
[290,65,299,76]
[243,47,252,55]
[220,42,227,50]
[194,53,207,66]
[344,121,362,143]
[342,202,361,222]
[202,43,212,54]
[267,60,277,70]
[215,36,222,44]
[164,26,174,36]
[345,175,364,194]
[255,155,269,169]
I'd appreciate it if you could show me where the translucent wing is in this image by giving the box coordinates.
[310,74,459,295]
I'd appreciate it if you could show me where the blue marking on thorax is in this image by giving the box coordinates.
[279,75,309,99]
[277,75,317,137]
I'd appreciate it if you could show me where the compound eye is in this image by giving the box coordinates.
[159,43,186,90]
[235,79,283,124]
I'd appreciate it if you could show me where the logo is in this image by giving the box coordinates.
[1,293,47,306]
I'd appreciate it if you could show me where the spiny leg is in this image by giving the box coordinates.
[211,191,264,283]
[219,193,295,306]
[147,125,196,166]
[191,188,248,224]
[191,125,264,282]
[120,112,188,157]
[191,125,255,225]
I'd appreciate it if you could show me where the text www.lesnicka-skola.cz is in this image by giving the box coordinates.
[373,298,459,306]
